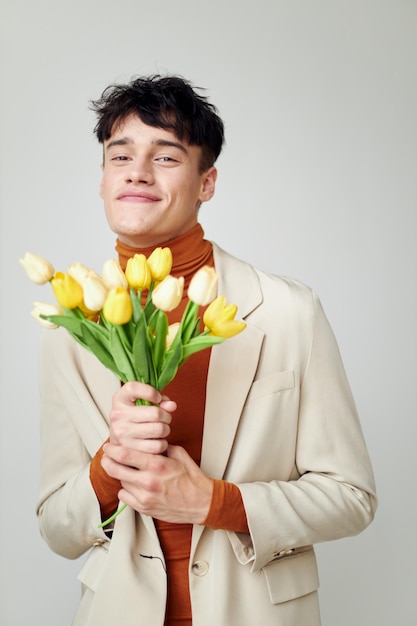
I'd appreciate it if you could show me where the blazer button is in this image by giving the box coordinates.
[192,560,209,576]
[274,549,295,558]
[92,539,106,546]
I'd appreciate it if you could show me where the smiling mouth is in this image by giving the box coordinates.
[118,192,160,202]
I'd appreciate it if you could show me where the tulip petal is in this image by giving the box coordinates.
[102,288,133,325]
[51,272,84,309]
[187,266,218,306]
[147,247,173,282]
[102,259,128,289]
[126,254,152,291]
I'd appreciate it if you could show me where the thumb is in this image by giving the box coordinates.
[166,444,194,465]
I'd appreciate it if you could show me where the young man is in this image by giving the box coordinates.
[37,75,377,626]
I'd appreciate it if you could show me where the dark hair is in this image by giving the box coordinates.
[90,74,225,172]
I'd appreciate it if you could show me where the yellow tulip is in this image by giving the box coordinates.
[82,274,108,311]
[102,287,133,324]
[125,254,152,291]
[188,265,218,306]
[102,259,128,289]
[152,275,184,312]
[147,247,173,282]
[51,272,84,309]
[19,252,55,285]
[203,295,246,338]
[31,302,62,328]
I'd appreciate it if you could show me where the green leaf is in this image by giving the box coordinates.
[179,301,199,344]
[157,338,183,391]
[132,314,153,384]
[80,324,123,380]
[130,289,142,324]
[149,310,168,377]
[42,313,124,380]
[42,314,85,337]
[145,325,157,388]
[181,335,224,363]
[115,321,134,351]
[81,319,111,344]
[142,281,156,322]
[143,298,156,322]
[190,316,202,339]
[110,325,136,381]
[47,309,111,344]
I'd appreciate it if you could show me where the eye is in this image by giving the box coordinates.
[155,155,181,166]
[111,155,130,161]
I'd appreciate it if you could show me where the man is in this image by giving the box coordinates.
[37,75,377,626]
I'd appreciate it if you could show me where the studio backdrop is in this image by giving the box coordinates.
[1,1,416,625]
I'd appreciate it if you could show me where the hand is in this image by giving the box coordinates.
[108,381,177,454]
[101,443,214,525]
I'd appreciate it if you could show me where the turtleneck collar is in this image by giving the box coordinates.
[115,223,214,288]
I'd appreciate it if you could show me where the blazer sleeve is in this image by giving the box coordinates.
[231,290,377,572]
[36,329,115,559]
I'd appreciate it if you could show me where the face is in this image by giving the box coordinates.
[99,115,217,247]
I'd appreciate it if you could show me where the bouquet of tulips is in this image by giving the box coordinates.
[20,248,246,525]
[20,247,246,389]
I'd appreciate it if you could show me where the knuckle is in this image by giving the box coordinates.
[152,422,170,438]
[139,479,159,498]
[117,446,133,464]
[109,407,124,423]
[149,456,166,473]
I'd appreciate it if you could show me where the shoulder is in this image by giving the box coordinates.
[212,242,318,312]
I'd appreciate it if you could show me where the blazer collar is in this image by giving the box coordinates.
[212,242,263,319]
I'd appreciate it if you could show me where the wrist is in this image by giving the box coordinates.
[194,475,214,524]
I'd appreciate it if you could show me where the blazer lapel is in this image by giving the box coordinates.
[200,323,264,478]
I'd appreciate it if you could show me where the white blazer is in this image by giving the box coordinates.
[37,243,377,626]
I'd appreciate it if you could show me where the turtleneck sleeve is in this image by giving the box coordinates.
[203,479,249,533]
[90,440,121,522]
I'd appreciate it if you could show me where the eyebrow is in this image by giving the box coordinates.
[105,136,188,154]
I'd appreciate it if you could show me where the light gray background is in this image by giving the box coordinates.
[1,1,416,624]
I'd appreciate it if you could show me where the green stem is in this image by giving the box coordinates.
[98,503,127,528]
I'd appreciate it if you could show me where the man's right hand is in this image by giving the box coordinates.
[108,381,177,454]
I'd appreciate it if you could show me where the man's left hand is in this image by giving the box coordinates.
[101,443,213,524]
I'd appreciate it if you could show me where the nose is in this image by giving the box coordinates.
[126,157,154,184]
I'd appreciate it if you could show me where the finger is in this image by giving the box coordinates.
[159,398,177,413]
[109,418,171,447]
[109,404,173,445]
[166,444,190,462]
[103,443,166,472]
[111,402,173,426]
[111,434,169,454]
[118,381,162,406]
[101,453,143,483]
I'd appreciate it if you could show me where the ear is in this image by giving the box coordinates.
[199,167,217,203]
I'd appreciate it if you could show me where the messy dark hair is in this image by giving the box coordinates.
[90,74,225,172]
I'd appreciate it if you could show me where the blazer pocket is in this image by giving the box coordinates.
[248,370,295,401]
[261,547,319,604]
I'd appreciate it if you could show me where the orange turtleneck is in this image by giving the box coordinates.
[90,224,248,626]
